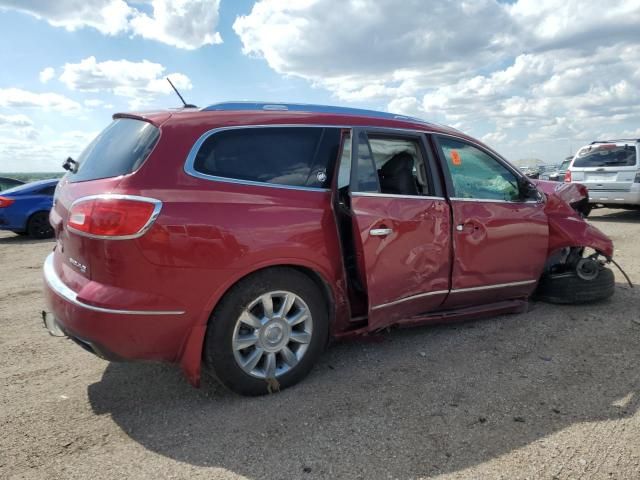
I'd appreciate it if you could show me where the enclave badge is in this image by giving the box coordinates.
[68,257,87,274]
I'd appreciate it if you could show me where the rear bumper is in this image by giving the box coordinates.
[43,252,190,362]
[587,188,640,206]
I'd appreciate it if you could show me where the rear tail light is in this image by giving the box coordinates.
[67,195,161,239]
[0,196,15,208]
[564,170,572,182]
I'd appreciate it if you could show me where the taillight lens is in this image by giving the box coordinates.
[564,170,572,182]
[0,196,15,208]
[67,195,160,238]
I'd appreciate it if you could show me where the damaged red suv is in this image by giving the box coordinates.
[43,102,616,395]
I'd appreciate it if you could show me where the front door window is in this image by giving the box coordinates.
[438,137,519,201]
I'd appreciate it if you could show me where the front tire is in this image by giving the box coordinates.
[535,266,614,304]
[203,268,329,396]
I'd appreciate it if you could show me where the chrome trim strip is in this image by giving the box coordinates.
[183,124,451,192]
[44,253,185,315]
[371,289,449,310]
[450,279,537,294]
[352,192,446,201]
[67,194,162,240]
[450,197,540,204]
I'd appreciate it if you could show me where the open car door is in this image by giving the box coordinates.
[344,128,452,331]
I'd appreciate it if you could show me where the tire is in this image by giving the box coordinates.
[580,203,593,218]
[27,211,54,239]
[203,268,329,396]
[535,266,614,304]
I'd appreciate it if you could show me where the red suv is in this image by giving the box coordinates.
[43,102,616,395]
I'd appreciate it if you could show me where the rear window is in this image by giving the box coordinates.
[69,118,160,183]
[573,144,637,168]
[192,127,341,188]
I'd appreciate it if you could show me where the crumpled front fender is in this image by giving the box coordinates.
[534,180,589,205]
[543,188,614,258]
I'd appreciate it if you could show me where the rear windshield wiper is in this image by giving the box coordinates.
[62,157,79,173]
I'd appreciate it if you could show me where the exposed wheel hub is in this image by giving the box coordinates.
[576,257,600,281]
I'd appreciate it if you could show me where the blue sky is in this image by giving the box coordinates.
[1,0,639,171]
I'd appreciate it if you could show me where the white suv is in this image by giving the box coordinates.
[566,139,640,214]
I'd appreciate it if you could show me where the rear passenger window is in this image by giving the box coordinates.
[193,127,341,188]
[352,132,430,196]
[368,136,430,196]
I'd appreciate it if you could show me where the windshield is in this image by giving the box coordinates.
[559,160,571,171]
[68,118,160,183]
[573,144,637,168]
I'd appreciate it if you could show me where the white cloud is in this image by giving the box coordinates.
[0,130,97,171]
[59,56,192,108]
[0,88,81,112]
[39,67,55,84]
[234,0,640,163]
[0,0,132,35]
[0,113,33,127]
[129,0,222,50]
[0,0,222,49]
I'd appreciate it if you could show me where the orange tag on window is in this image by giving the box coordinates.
[450,149,462,165]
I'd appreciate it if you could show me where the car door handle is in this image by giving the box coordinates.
[370,227,393,237]
[456,222,479,233]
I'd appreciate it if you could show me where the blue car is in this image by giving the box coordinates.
[0,179,58,238]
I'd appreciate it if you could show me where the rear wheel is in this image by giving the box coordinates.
[204,268,329,396]
[27,212,54,239]
[535,266,614,304]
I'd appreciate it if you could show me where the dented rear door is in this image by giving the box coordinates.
[348,129,451,330]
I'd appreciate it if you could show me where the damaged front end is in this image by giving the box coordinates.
[531,180,631,303]
[534,180,613,259]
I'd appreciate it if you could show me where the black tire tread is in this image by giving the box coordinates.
[27,211,54,239]
[203,267,328,396]
[536,267,614,304]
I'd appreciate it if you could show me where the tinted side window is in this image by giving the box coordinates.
[438,137,519,201]
[193,127,341,188]
[70,119,160,183]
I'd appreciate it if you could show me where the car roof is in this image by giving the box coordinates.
[116,101,465,137]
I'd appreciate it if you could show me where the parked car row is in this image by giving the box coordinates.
[0,179,58,238]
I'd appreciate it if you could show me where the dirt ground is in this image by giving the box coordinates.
[1,209,639,480]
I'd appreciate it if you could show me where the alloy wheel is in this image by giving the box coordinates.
[232,290,313,379]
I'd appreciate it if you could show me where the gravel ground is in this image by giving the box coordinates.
[1,209,639,479]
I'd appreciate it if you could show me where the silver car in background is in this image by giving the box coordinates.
[566,139,640,214]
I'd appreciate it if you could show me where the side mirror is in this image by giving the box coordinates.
[519,178,540,201]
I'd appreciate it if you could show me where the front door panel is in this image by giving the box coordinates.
[444,199,548,308]
[432,134,549,309]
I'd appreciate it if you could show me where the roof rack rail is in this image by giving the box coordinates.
[201,101,432,125]
[590,139,640,144]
